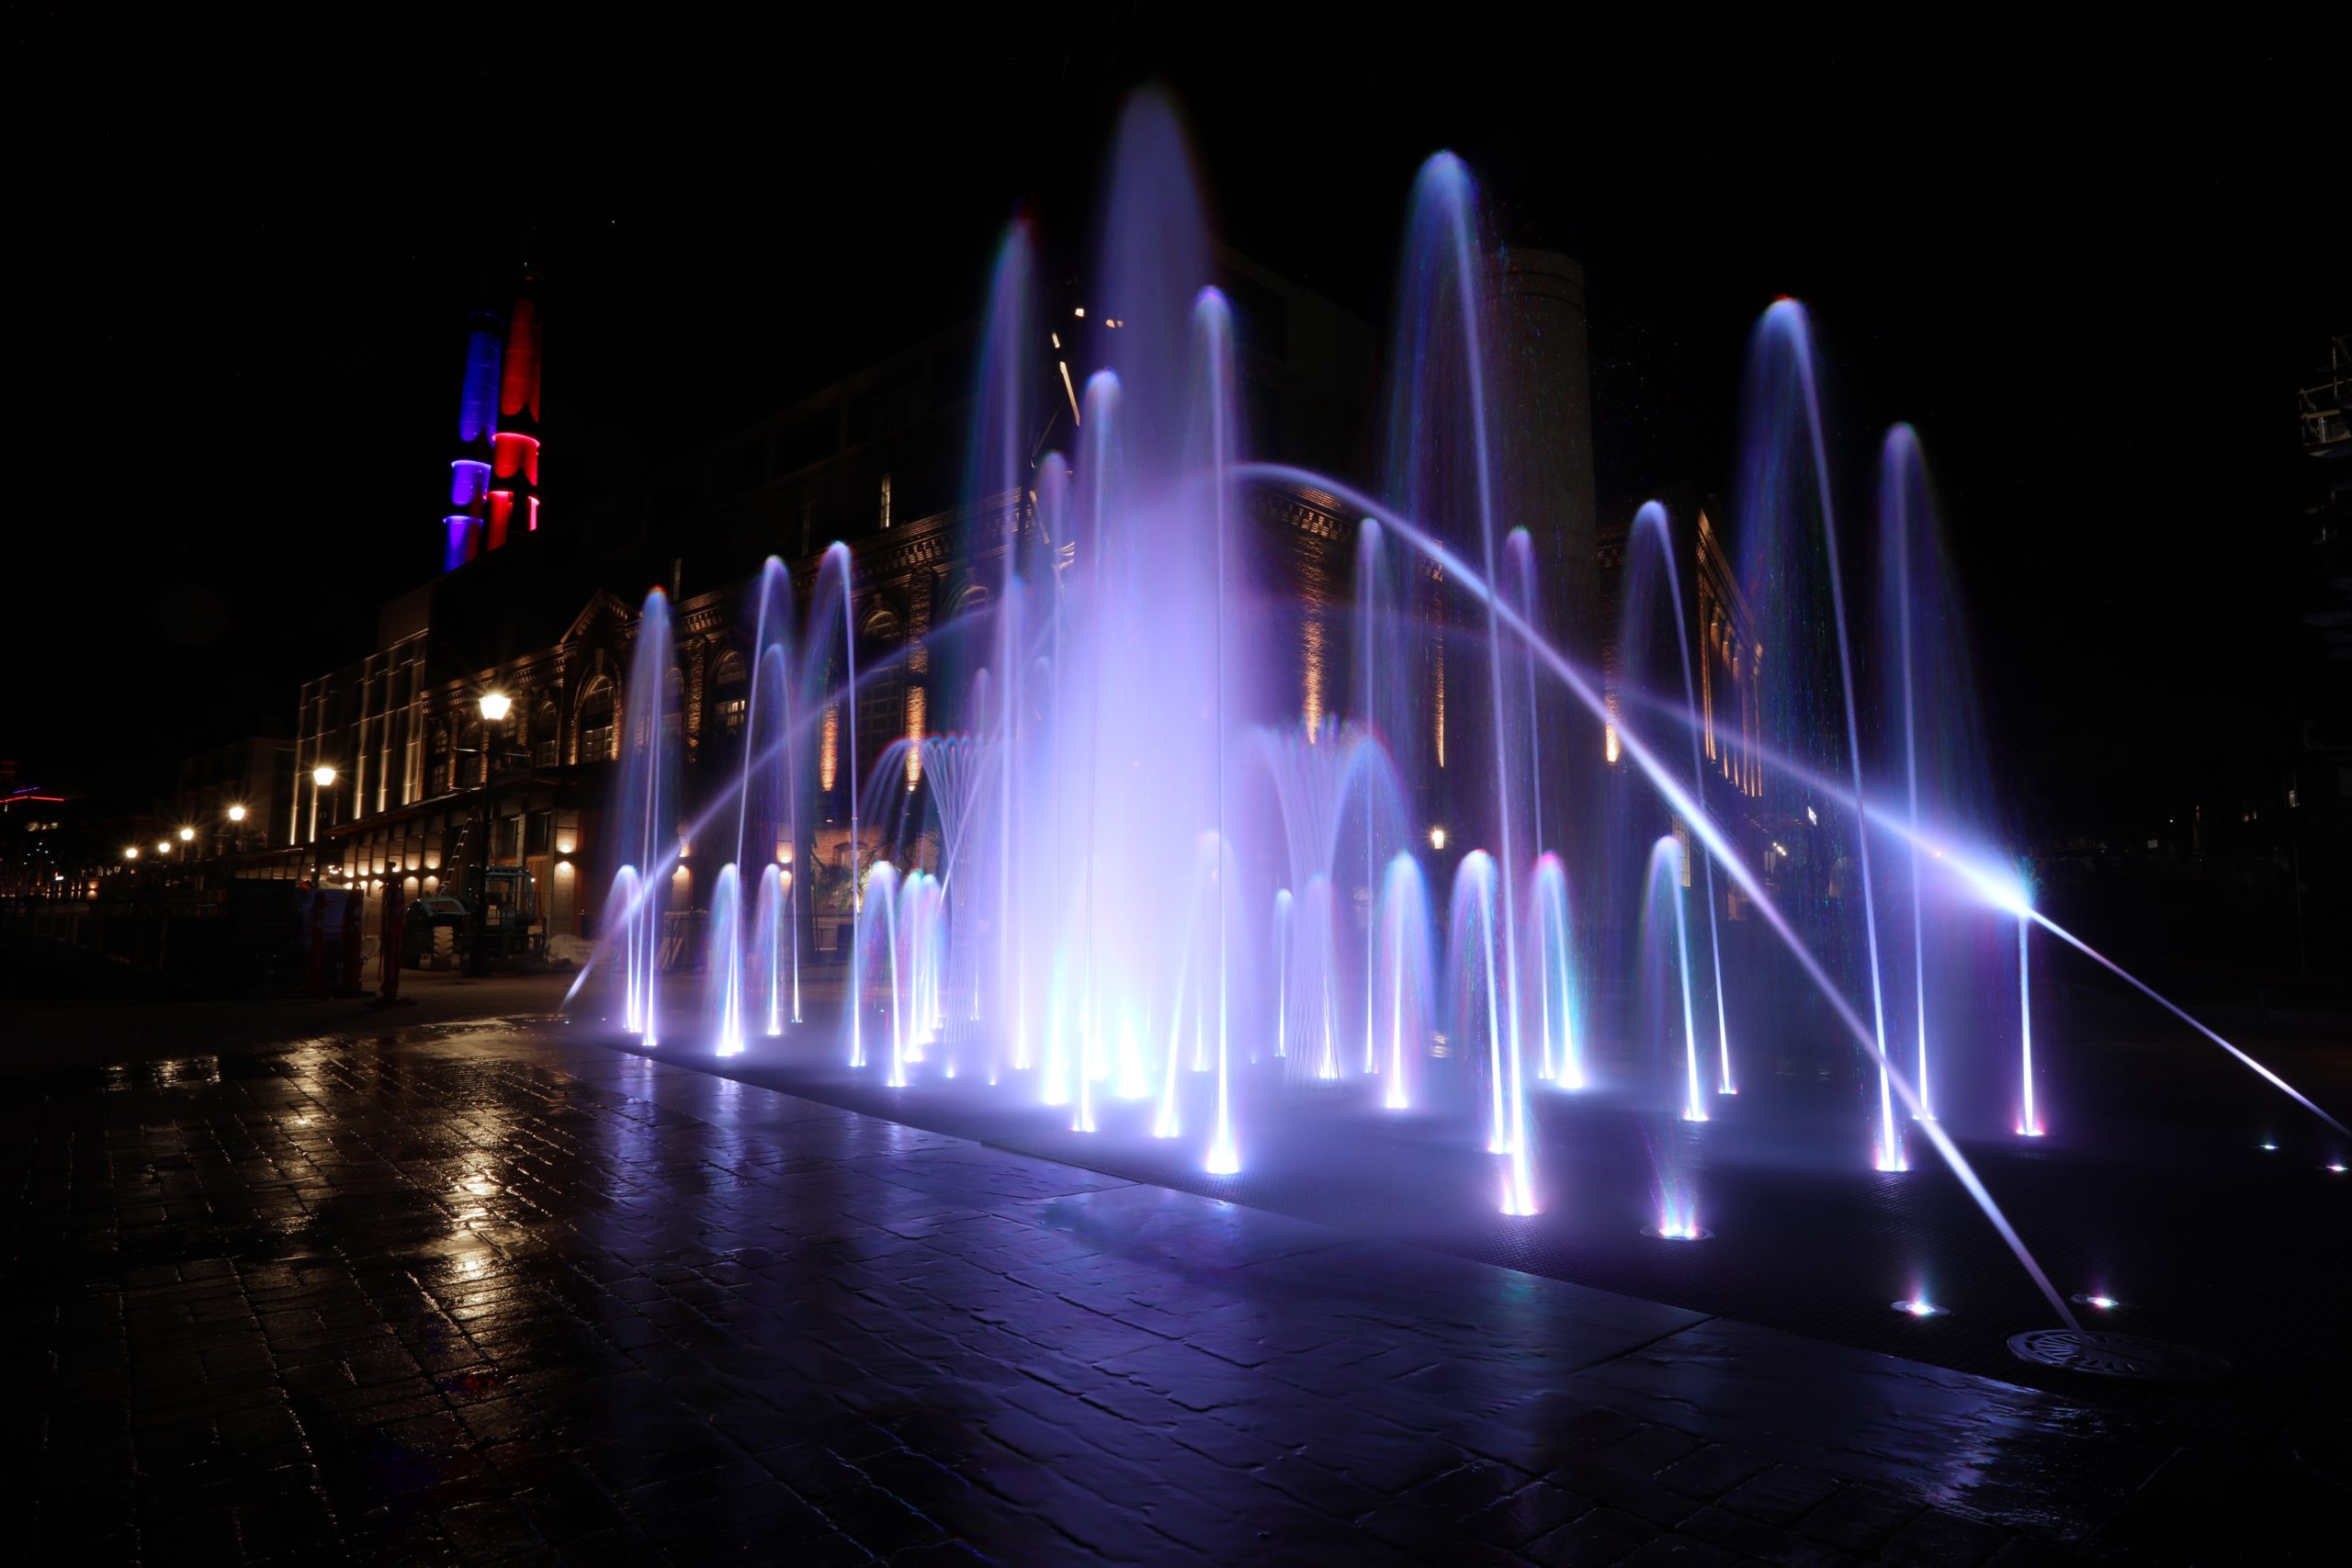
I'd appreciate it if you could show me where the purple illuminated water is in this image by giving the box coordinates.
[561,92,2348,1335]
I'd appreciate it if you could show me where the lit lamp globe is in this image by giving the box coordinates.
[313,765,337,787]
[178,827,195,842]
[227,805,247,823]
[155,840,171,853]
[124,846,139,861]
[480,691,513,722]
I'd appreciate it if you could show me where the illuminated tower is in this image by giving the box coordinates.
[438,274,542,571]
[443,310,504,570]
[487,274,542,554]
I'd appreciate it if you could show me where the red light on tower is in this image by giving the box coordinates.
[500,293,541,423]
[486,276,542,553]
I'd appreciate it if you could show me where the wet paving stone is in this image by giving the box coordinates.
[0,1024,2208,1562]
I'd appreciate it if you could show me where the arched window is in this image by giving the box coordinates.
[533,698,561,767]
[579,676,617,762]
[857,606,903,777]
[710,651,749,740]
[431,727,453,794]
[663,667,684,744]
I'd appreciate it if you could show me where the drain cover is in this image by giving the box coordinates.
[2007,1328,2230,1382]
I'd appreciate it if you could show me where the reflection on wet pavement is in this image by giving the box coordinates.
[7,1022,2164,1562]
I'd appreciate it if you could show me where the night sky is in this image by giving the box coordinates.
[12,34,2342,840]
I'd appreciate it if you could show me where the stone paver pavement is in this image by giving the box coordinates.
[6,1023,2175,1563]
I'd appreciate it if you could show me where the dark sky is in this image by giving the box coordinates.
[10,31,2343,833]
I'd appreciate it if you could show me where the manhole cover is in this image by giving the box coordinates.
[2007,1328,2231,1382]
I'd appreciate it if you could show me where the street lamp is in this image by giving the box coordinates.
[123,846,139,861]
[313,764,338,787]
[178,827,195,843]
[228,805,246,823]
[155,840,171,854]
[463,686,527,976]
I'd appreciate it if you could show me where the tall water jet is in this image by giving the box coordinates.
[709,863,745,1055]
[1869,427,1999,1130]
[2018,907,2041,1137]
[1449,851,1532,1210]
[1376,852,1436,1111]
[607,864,646,1033]
[1737,302,1900,1172]
[857,861,905,1088]
[752,862,786,1036]
[1414,157,1532,1213]
[1272,886,1293,1062]
[809,543,864,1066]
[609,589,677,1045]
[1529,853,1582,1089]
[1616,502,1733,1098]
[1640,837,1705,1234]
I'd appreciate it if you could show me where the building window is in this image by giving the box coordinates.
[663,667,684,743]
[431,729,452,795]
[460,721,488,787]
[579,677,616,762]
[533,700,560,767]
[878,472,893,530]
[711,652,749,740]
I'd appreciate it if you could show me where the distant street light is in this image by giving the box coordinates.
[155,840,172,853]
[313,764,338,787]
[479,691,513,722]
[123,846,139,861]
[227,805,247,823]
[178,827,195,842]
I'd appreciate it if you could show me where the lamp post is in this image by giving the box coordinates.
[466,692,517,976]
[310,765,337,885]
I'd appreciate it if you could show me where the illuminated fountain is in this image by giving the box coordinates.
[564,90,2349,1354]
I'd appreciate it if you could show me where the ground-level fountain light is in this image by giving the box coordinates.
[1643,1223,1713,1241]
[2070,1293,2124,1312]
[1893,1299,1949,1318]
